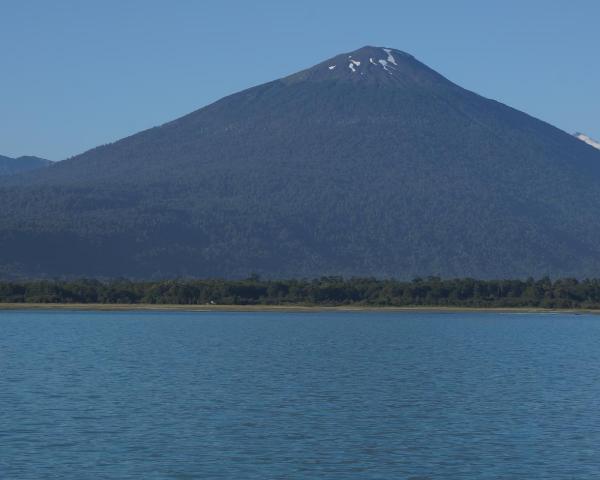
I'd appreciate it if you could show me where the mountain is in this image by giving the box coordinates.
[0,155,52,176]
[574,132,600,150]
[2,45,600,280]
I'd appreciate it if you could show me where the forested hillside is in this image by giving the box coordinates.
[1,46,600,279]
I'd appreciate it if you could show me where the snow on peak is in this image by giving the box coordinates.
[378,59,390,71]
[383,48,397,65]
[326,47,406,76]
[348,59,361,72]
[575,132,600,151]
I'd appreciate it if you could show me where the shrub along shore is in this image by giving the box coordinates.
[1,277,600,309]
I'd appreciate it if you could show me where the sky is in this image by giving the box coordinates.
[1,0,598,160]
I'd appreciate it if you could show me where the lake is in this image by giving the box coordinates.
[1,310,600,478]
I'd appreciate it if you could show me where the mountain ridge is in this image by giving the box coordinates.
[0,155,52,176]
[575,132,600,150]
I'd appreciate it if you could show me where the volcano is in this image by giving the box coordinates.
[2,46,600,279]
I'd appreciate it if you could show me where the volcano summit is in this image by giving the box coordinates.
[1,46,600,279]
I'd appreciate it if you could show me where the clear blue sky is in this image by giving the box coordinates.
[2,0,598,160]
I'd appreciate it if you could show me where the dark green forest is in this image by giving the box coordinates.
[2,277,600,309]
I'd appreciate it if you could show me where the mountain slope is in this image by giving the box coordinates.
[2,46,600,279]
[0,155,52,176]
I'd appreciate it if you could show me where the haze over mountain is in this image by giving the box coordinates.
[0,155,51,176]
[2,46,600,280]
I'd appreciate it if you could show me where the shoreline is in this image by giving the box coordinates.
[0,303,599,315]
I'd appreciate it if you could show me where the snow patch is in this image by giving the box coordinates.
[328,65,336,70]
[378,59,389,70]
[351,59,361,66]
[348,62,356,72]
[383,48,397,65]
[575,133,600,151]
[369,58,377,65]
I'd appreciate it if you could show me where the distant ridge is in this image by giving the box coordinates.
[0,155,52,176]
[1,46,600,280]
[574,132,600,150]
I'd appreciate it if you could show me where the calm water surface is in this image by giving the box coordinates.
[1,310,600,479]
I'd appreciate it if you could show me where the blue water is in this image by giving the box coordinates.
[1,310,600,479]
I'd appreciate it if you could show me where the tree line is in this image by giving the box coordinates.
[2,277,600,308]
